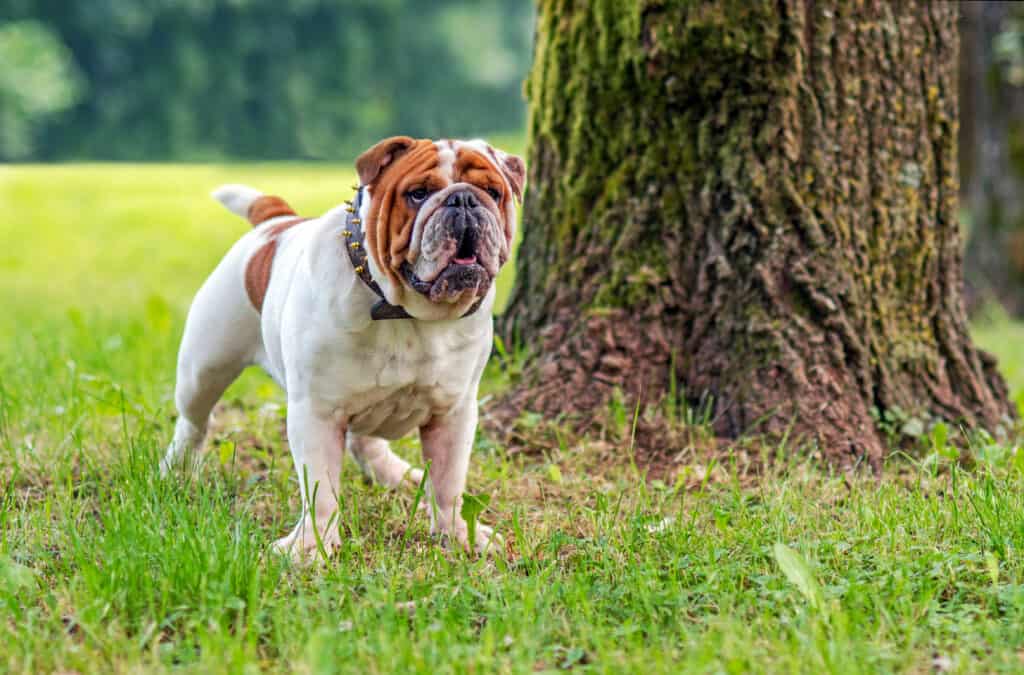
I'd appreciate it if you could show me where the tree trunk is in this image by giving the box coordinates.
[498,0,1013,465]
[962,1,1024,315]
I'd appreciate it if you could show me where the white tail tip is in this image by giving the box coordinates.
[211,184,263,219]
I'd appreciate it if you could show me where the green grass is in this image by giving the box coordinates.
[4,164,1024,673]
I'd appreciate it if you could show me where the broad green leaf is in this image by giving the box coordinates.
[218,440,235,466]
[0,556,36,595]
[773,543,823,610]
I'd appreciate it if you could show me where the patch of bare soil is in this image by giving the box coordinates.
[484,308,780,483]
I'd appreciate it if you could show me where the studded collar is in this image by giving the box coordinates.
[342,187,484,321]
[343,187,413,320]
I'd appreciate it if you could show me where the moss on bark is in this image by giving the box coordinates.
[499,0,1013,464]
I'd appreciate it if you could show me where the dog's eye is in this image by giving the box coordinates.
[486,187,501,201]
[407,187,429,204]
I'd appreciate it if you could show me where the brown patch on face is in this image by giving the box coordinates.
[453,150,507,197]
[360,139,443,292]
[243,216,308,312]
[453,148,515,247]
[247,195,296,226]
[358,139,515,294]
[483,146,526,203]
[501,156,526,202]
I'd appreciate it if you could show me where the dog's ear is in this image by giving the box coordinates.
[499,153,526,204]
[484,144,525,204]
[356,136,416,186]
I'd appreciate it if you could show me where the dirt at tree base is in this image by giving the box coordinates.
[485,307,1015,475]
[488,308,671,426]
[485,308,801,475]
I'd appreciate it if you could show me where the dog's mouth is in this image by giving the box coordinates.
[426,227,490,301]
[401,256,491,304]
[451,223,479,266]
[402,196,503,303]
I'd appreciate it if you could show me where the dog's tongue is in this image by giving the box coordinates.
[453,256,477,265]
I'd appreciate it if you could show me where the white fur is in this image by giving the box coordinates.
[211,184,263,219]
[162,186,500,558]
[435,141,456,181]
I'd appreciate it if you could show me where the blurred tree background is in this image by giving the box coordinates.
[3,0,1024,318]
[0,0,532,161]
[962,1,1024,315]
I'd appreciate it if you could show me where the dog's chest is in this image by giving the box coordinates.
[308,321,486,439]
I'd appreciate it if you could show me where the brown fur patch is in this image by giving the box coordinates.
[247,195,296,226]
[359,140,511,293]
[484,145,525,203]
[243,217,309,312]
[245,239,277,312]
[453,149,508,200]
[356,136,416,186]
[501,156,526,202]
[266,216,308,238]
[453,148,514,246]
[361,139,443,292]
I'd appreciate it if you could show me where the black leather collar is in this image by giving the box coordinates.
[343,187,413,320]
[343,187,484,321]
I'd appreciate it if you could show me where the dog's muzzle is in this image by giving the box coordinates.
[407,188,493,302]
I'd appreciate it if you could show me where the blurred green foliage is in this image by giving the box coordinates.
[995,13,1024,86]
[0,20,83,159]
[0,1,532,161]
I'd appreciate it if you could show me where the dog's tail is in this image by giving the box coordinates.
[212,184,297,227]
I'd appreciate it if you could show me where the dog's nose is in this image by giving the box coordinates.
[445,190,479,210]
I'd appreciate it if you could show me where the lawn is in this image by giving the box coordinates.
[3,164,1024,673]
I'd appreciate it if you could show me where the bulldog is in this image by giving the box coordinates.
[161,137,525,557]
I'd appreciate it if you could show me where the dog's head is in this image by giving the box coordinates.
[354,137,525,320]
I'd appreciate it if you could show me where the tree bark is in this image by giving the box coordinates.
[498,0,1013,464]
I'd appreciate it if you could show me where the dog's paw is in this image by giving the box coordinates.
[471,523,504,556]
[372,459,424,491]
[433,517,502,556]
[271,517,341,562]
[404,466,425,488]
[158,452,204,478]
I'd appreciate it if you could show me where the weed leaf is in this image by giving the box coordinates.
[218,440,235,466]
[461,493,491,553]
[773,543,823,610]
[0,555,36,594]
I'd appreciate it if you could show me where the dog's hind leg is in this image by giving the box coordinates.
[162,358,246,475]
[347,434,424,489]
[161,243,261,475]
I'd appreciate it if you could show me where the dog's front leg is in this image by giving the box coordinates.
[419,396,496,554]
[273,398,345,559]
